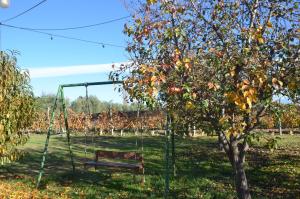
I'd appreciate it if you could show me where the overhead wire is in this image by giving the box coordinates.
[0,0,129,48]
[1,0,47,23]
[18,15,131,31]
[0,23,126,48]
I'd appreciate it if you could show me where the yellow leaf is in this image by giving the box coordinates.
[175,48,181,55]
[259,77,264,84]
[230,69,235,77]
[176,60,182,67]
[240,103,247,110]
[214,84,220,91]
[243,79,250,85]
[243,90,249,97]
[208,82,214,90]
[183,58,191,63]
[147,0,157,5]
[246,97,252,109]
[267,21,273,28]
[219,117,227,124]
[249,88,255,95]
[241,84,249,90]
[288,81,297,90]
[159,75,166,83]
[258,37,264,44]
[185,101,195,110]
[192,93,197,99]
[244,48,250,53]
[151,76,157,82]
[234,99,242,106]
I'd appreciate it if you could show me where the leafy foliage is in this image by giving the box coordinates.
[110,0,299,198]
[0,51,35,164]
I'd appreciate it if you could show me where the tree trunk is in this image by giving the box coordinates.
[230,141,251,199]
[218,131,251,199]
[218,133,225,151]
[234,159,251,199]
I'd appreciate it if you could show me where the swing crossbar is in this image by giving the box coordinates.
[61,81,123,88]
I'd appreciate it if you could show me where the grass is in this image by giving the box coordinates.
[0,133,299,199]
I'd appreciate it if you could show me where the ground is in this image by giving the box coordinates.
[0,133,299,199]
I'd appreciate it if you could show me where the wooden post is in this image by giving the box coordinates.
[201,129,205,136]
[151,130,155,136]
[279,117,282,136]
[193,125,196,137]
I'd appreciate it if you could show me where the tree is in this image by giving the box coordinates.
[71,95,102,114]
[0,51,35,164]
[111,0,299,198]
[35,93,70,112]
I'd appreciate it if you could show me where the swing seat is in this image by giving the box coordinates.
[84,150,144,172]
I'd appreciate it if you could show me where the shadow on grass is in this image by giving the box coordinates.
[0,134,299,198]
[247,150,300,198]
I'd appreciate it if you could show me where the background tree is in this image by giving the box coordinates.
[71,95,102,113]
[71,95,146,113]
[111,0,299,198]
[0,51,35,164]
[35,94,70,112]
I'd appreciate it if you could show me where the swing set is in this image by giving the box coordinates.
[36,80,175,199]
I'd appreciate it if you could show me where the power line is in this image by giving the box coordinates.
[19,15,131,31]
[0,23,126,48]
[1,0,47,23]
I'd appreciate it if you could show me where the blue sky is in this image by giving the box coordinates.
[0,0,130,102]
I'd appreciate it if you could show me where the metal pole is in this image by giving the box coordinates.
[36,87,60,188]
[61,80,123,88]
[139,103,145,184]
[164,114,171,198]
[278,98,282,136]
[84,85,89,158]
[171,118,176,177]
[60,87,75,172]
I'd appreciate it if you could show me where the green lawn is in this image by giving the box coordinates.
[0,133,299,199]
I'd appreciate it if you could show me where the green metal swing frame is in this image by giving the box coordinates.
[35,80,176,199]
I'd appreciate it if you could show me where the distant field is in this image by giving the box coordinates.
[0,134,299,198]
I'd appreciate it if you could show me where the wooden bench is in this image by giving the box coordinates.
[84,150,145,183]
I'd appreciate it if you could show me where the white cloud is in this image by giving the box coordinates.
[27,62,128,78]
